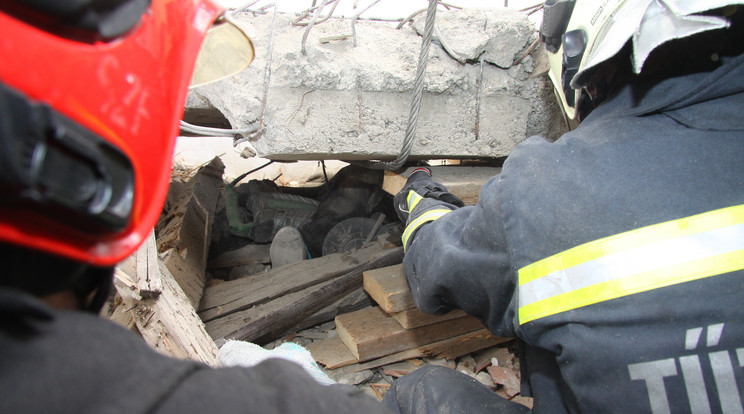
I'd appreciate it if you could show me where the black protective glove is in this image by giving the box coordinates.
[394,167,465,223]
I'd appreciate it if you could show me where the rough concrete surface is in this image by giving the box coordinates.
[185,7,566,161]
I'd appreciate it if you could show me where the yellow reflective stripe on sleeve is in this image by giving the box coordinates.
[407,190,424,212]
[402,209,452,251]
[518,204,744,325]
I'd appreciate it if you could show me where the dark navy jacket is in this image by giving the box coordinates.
[402,52,744,413]
[0,289,390,414]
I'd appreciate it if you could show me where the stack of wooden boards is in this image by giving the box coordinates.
[306,165,507,370]
[309,264,510,371]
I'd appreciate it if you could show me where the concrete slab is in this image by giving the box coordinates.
[185,7,566,161]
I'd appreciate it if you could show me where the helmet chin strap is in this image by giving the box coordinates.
[75,267,114,314]
[0,242,113,314]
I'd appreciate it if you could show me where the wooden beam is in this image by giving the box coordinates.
[382,166,501,206]
[204,247,404,345]
[279,287,373,337]
[335,306,486,362]
[227,263,269,280]
[200,244,394,322]
[207,243,272,269]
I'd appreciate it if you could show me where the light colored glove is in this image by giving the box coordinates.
[219,340,335,385]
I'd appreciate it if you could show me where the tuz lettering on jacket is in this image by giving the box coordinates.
[627,323,744,414]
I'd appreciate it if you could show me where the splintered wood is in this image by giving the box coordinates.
[106,158,226,366]
[114,230,219,366]
[157,157,225,309]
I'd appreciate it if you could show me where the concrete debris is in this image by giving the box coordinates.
[412,8,535,68]
[110,160,535,407]
[487,365,522,397]
[336,369,375,386]
[185,9,566,161]
[475,371,497,389]
[455,355,478,374]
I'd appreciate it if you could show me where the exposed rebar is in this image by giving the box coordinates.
[512,37,541,66]
[395,2,460,30]
[520,2,544,13]
[294,0,340,27]
[235,3,278,147]
[231,160,275,186]
[230,0,260,14]
[351,0,382,47]
[301,0,334,54]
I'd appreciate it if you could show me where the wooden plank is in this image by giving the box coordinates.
[204,247,404,345]
[335,306,486,362]
[363,263,465,328]
[157,157,224,309]
[306,336,355,369]
[207,243,272,269]
[312,329,511,370]
[382,166,501,206]
[114,253,219,366]
[363,264,415,313]
[392,308,467,329]
[200,243,392,322]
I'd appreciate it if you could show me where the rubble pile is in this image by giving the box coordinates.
[105,158,531,407]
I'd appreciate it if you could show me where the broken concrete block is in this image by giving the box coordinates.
[413,8,535,68]
[185,10,566,161]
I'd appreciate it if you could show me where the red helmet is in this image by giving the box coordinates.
[0,0,234,266]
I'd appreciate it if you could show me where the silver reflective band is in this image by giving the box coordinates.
[518,205,744,324]
[407,190,424,212]
[402,208,452,250]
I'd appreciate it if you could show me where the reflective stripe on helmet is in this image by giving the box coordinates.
[402,209,453,251]
[518,204,744,324]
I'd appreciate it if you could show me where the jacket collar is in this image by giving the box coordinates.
[586,51,744,130]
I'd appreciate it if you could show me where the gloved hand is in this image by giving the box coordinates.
[394,167,465,223]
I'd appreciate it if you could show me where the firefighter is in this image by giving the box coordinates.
[386,1,744,413]
[0,1,390,413]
